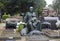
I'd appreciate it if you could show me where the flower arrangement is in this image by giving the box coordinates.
[16,22,25,32]
[16,24,24,32]
[56,21,60,29]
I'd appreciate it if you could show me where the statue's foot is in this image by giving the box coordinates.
[21,28,27,36]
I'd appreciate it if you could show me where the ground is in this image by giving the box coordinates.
[0,21,60,41]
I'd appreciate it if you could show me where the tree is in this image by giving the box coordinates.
[53,0,60,14]
[34,0,46,15]
[0,0,21,15]
[0,2,5,17]
[22,0,46,13]
[0,0,46,16]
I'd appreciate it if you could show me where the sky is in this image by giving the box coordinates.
[45,0,53,5]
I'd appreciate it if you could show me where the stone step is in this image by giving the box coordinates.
[27,35,49,41]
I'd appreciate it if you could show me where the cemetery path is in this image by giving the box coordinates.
[0,23,5,29]
[1,29,21,38]
[0,23,5,37]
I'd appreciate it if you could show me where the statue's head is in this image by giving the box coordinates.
[29,6,33,13]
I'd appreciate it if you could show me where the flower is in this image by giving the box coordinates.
[56,21,60,28]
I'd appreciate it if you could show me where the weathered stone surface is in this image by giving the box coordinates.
[43,30,60,38]
[27,35,49,41]
[1,29,21,38]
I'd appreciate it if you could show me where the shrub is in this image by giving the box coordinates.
[2,13,10,20]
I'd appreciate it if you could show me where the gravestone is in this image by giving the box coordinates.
[43,17,58,30]
[6,18,19,29]
[6,21,17,29]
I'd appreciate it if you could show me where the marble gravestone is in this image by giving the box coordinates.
[6,18,19,29]
[43,17,59,30]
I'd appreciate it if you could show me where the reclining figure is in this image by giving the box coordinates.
[27,17,43,35]
[21,17,42,35]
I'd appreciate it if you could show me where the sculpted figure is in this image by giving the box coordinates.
[24,7,36,23]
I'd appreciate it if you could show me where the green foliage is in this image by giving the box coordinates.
[27,0,46,14]
[0,2,4,9]
[2,13,10,20]
[34,0,46,14]
[53,0,60,14]
[0,0,46,15]
[58,25,60,29]
[16,24,24,32]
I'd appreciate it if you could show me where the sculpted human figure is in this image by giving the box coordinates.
[21,7,42,35]
[24,7,36,23]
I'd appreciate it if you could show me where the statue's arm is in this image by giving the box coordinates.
[29,22,35,30]
[24,13,28,23]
